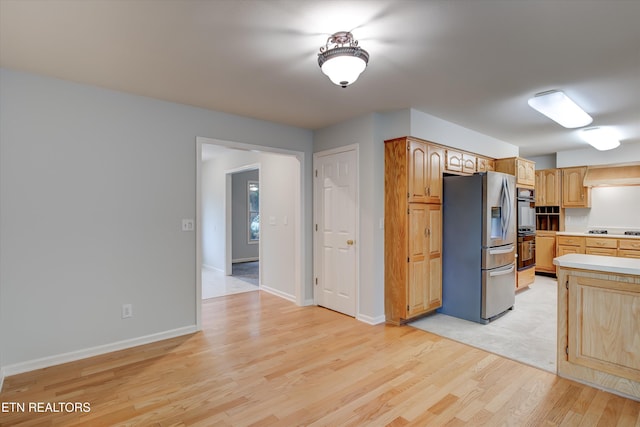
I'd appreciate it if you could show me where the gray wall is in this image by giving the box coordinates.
[232,169,259,262]
[0,68,313,370]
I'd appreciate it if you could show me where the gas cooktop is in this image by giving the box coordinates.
[624,231,640,236]
[588,229,608,234]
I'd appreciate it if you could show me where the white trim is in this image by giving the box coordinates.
[302,298,315,306]
[357,313,386,325]
[232,257,259,264]
[202,264,223,273]
[0,367,5,392]
[260,286,296,303]
[196,140,203,330]
[2,326,197,377]
[196,136,308,312]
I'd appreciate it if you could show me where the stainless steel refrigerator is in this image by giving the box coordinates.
[439,171,517,324]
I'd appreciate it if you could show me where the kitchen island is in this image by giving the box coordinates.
[554,254,640,400]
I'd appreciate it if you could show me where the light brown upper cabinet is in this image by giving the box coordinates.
[407,139,443,204]
[445,149,463,173]
[535,169,562,206]
[495,157,535,188]
[462,153,476,174]
[408,139,428,203]
[426,145,444,204]
[476,156,495,172]
[562,167,591,208]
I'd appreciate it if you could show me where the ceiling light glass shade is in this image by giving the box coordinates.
[580,127,620,151]
[318,32,369,88]
[527,90,593,128]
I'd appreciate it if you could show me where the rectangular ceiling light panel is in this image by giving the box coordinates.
[528,90,593,128]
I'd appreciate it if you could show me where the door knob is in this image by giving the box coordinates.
[347,240,354,246]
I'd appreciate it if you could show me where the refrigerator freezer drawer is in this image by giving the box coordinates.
[481,263,516,319]
[482,244,516,270]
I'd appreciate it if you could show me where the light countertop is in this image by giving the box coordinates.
[553,253,640,276]
[555,231,640,240]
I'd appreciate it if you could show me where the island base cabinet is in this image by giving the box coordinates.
[557,267,640,400]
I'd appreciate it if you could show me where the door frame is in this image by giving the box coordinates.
[196,136,307,330]
[313,144,360,316]
[225,164,261,276]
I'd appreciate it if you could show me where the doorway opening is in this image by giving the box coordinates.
[195,136,306,329]
[230,168,259,287]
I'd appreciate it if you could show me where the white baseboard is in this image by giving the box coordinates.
[260,285,296,303]
[202,264,223,272]
[357,313,386,325]
[302,298,315,306]
[232,257,259,264]
[2,325,198,377]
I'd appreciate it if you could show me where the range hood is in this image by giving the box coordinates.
[583,164,640,187]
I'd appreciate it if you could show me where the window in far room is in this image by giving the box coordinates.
[248,181,259,243]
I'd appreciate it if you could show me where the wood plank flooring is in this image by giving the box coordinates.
[1,291,639,426]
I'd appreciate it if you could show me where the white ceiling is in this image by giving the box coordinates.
[1,0,639,157]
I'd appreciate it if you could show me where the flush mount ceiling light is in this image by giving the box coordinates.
[580,127,620,151]
[318,31,369,88]
[527,90,593,128]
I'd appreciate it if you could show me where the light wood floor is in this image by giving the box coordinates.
[2,292,639,426]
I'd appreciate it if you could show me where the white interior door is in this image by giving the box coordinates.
[314,147,358,317]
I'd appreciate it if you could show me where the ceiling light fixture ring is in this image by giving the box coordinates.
[318,31,369,88]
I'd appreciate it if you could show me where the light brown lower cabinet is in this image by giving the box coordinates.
[619,239,640,258]
[535,231,556,274]
[516,267,535,290]
[556,266,640,399]
[385,203,442,325]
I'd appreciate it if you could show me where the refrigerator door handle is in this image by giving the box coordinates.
[489,245,515,255]
[500,177,512,241]
[489,265,515,277]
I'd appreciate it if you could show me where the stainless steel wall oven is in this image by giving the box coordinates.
[517,233,536,270]
[516,187,536,271]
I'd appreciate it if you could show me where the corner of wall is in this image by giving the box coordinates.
[356,313,386,325]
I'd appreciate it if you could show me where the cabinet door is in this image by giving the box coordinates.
[547,169,559,205]
[407,204,429,316]
[567,275,640,381]
[517,159,535,187]
[408,140,428,203]
[477,157,495,172]
[535,234,556,273]
[426,145,444,204]
[426,204,442,310]
[445,149,463,173]
[562,167,590,207]
[535,170,545,205]
[462,154,476,174]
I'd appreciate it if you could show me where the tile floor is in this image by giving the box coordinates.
[202,267,259,299]
[410,274,558,373]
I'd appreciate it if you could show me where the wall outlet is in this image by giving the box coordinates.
[181,219,194,231]
[122,303,133,319]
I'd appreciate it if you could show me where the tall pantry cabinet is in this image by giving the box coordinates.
[385,137,443,325]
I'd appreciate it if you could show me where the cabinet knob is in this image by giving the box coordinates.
[347,240,354,246]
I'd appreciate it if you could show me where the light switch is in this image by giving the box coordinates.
[269,216,276,225]
[182,219,194,231]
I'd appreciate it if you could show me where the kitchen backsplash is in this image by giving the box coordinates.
[564,186,640,232]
